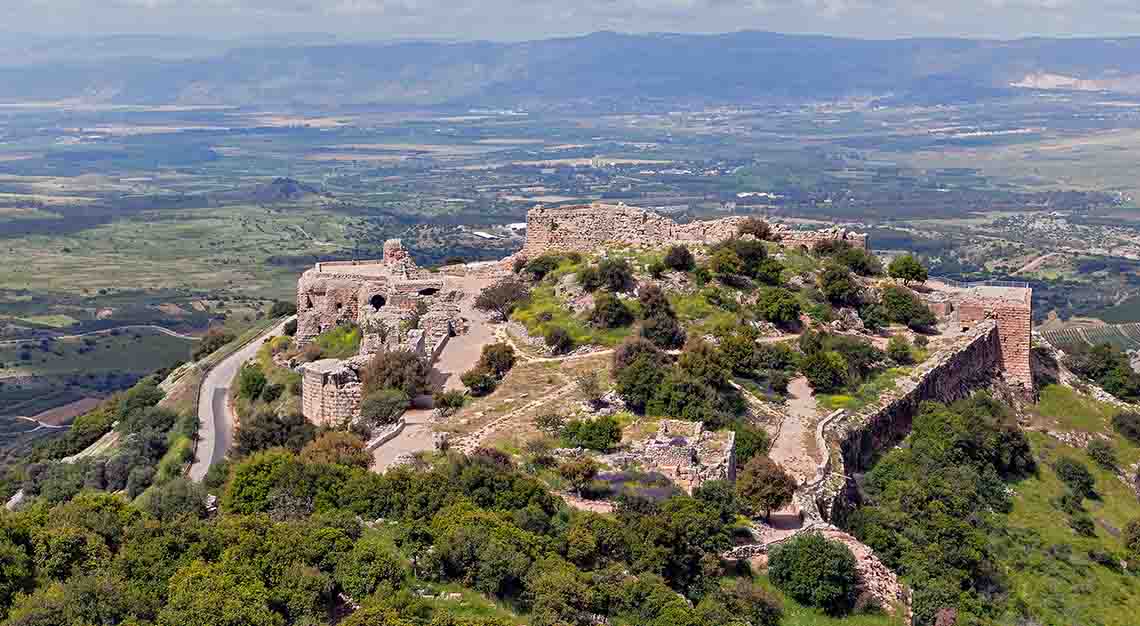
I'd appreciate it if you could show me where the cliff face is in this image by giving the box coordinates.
[804,321,1003,524]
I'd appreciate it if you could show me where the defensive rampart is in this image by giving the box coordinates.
[802,321,1004,525]
[521,203,867,257]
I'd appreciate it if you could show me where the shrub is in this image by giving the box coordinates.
[818,264,860,306]
[640,314,686,350]
[612,336,666,372]
[237,364,267,400]
[461,367,499,397]
[193,328,235,360]
[663,245,696,271]
[768,532,858,616]
[536,412,566,435]
[881,285,936,330]
[577,265,602,292]
[648,260,666,279]
[736,455,796,519]
[1070,513,1096,537]
[1113,411,1140,444]
[562,416,622,451]
[260,383,284,403]
[1055,457,1095,498]
[283,319,298,337]
[616,354,668,412]
[637,283,672,317]
[433,390,466,416]
[359,389,410,427]
[888,254,928,285]
[887,335,913,364]
[835,247,881,276]
[575,371,603,405]
[756,287,801,327]
[800,350,848,393]
[1088,438,1117,470]
[360,350,430,398]
[597,258,634,292]
[588,292,634,329]
[301,431,372,469]
[475,278,531,321]
[1125,518,1140,560]
[334,535,404,599]
[269,300,298,317]
[733,424,772,465]
[544,326,574,354]
[559,457,600,496]
[234,411,316,456]
[709,247,744,279]
[479,343,516,377]
[737,217,774,240]
[525,254,563,280]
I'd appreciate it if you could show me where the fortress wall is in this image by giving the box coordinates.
[521,203,867,258]
[958,293,1033,390]
[300,360,364,428]
[806,321,1003,524]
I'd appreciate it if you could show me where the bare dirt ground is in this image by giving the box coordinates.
[371,409,435,471]
[26,396,101,425]
[768,376,825,483]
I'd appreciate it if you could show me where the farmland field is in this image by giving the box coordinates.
[1041,323,1140,351]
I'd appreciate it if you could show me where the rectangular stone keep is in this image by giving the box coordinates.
[955,286,1033,390]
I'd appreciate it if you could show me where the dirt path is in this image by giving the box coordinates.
[1015,252,1062,275]
[768,376,823,483]
[371,409,436,471]
[451,381,578,454]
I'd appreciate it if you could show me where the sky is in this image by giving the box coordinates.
[6,0,1140,41]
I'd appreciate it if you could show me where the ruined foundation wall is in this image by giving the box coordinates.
[521,204,866,258]
[806,321,1003,524]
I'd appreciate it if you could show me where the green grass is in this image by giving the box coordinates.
[314,323,362,359]
[14,314,78,328]
[1035,384,1118,433]
[511,285,632,348]
[998,431,1140,626]
[817,367,911,412]
[670,291,717,321]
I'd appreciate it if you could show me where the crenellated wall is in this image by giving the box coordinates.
[804,321,1004,525]
[521,203,867,258]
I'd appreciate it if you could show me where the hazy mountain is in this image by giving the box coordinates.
[2,31,1140,108]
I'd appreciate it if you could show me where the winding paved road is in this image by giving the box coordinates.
[188,319,290,482]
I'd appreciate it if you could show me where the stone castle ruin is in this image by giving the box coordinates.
[296,239,481,427]
[605,420,736,494]
[521,202,867,257]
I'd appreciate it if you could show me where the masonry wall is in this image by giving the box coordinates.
[521,203,866,257]
[806,321,1003,525]
[958,293,1033,390]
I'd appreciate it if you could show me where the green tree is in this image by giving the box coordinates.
[561,416,622,452]
[559,458,600,497]
[769,532,858,615]
[598,258,635,292]
[756,287,801,327]
[478,343,517,377]
[235,410,315,456]
[881,285,936,330]
[818,264,860,306]
[887,334,914,364]
[735,455,796,520]
[544,327,574,354]
[525,255,563,280]
[361,350,430,398]
[800,350,848,393]
[589,292,634,328]
[301,431,373,469]
[888,254,928,285]
[475,279,531,321]
[709,247,744,279]
[1055,457,1095,498]
[1088,439,1117,470]
[160,560,283,626]
[335,535,405,600]
[140,478,208,521]
[238,363,268,400]
[461,367,499,397]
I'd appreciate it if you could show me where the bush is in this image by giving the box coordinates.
[733,423,772,465]
[544,326,574,354]
[888,254,928,285]
[1088,438,1117,470]
[799,350,848,394]
[360,350,430,398]
[269,300,298,317]
[461,367,499,397]
[1055,457,1095,498]
[535,412,565,435]
[1113,411,1140,444]
[819,264,860,306]
[835,247,881,276]
[589,292,634,329]
[525,254,563,280]
[283,319,298,337]
[737,217,774,240]
[475,278,531,321]
[616,355,668,412]
[260,383,284,404]
[334,535,404,599]
[577,265,602,292]
[479,343,516,377]
[359,389,410,427]
[709,247,744,279]
[612,336,666,372]
[235,411,315,456]
[736,455,796,519]
[756,287,801,327]
[562,416,622,451]
[1125,518,1140,560]
[194,328,235,360]
[301,431,372,469]
[574,371,603,405]
[433,390,466,417]
[881,285,936,330]
[663,245,696,271]
[640,314,686,350]
[559,457,600,496]
[237,364,267,400]
[1070,513,1096,537]
[598,258,634,292]
[768,532,858,616]
[887,335,913,364]
[648,260,666,279]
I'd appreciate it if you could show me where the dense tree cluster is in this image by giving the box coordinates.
[847,396,1035,625]
[461,343,517,397]
[1067,343,1140,402]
